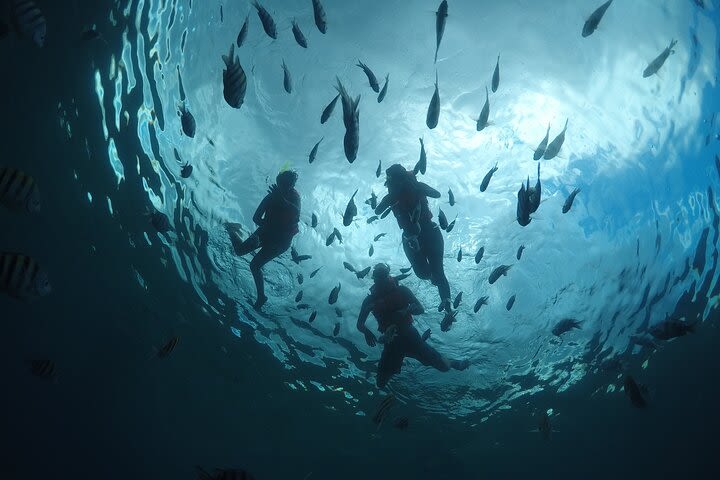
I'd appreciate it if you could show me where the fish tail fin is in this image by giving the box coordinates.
[222,43,235,67]
[434,48,438,64]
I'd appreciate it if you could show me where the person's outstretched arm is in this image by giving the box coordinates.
[418,182,441,199]
[375,193,395,215]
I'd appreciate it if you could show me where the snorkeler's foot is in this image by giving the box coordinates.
[451,359,470,371]
[253,294,268,310]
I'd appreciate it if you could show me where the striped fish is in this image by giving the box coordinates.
[372,394,396,426]
[29,359,56,380]
[12,0,46,47]
[222,44,247,109]
[156,336,179,358]
[252,1,277,39]
[0,167,41,212]
[0,253,51,298]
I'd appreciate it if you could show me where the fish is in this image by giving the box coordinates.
[222,44,247,109]
[325,231,337,246]
[196,467,255,480]
[0,167,41,212]
[290,246,312,264]
[543,118,568,160]
[394,417,410,431]
[372,394,396,425]
[333,227,343,243]
[328,283,341,304]
[343,262,356,273]
[181,163,193,178]
[552,318,581,336]
[236,14,249,47]
[505,294,516,311]
[308,311,317,323]
[517,182,531,227]
[448,189,455,206]
[377,74,389,103]
[414,138,427,175]
[156,336,179,358]
[582,0,613,38]
[457,249,462,262]
[473,296,489,313]
[151,212,171,233]
[400,267,412,274]
[79,27,104,44]
[445,218,456,233]
[488,264,511,284]
[491,54,500,92]
[516,245,525,260]
[421,329,431,341]
[29,359,56,380]
[343,189,359,226]
[374,233,386,242]
[480,163,498,192]
[356,266,371,279]
[367,216,379,224]
[335,307,343,318]
[369,244,374,257]
[366,191,378,210]
[333,323,340,336]
[297,273,304,285]
[426,71,440,129]
[311,213,318,228]
[534,124,550,160]
[476,86,490,131]
[643,39,677,78]
[294,291,304,303]
[291,19,308,48]
[624,375,647,408]
[357,61,380,93]
[206,136,216,147]
[434,0,448,63]
[320,94,340,124]
[12,0,46,47]
[310,267,322,278]
[0,253,51,299]
[177,102,196,138]
[312,0,327,34]
[440,309,458,332]
[282,60,292,94]
[453,291,463,309]
[649,317,696,340]
[528,162,541,214]
[562,188,581,214]
[252,1,277,39]
[474,247,484,264]
[335,78,361,163]
[309,137,323,164]
[438,208,448,230]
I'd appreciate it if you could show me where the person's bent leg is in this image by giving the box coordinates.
[229,228,260,256]
[403,234,432,280]
[422,223,451,307]
[376,341,404,389]
[407,325,469,372]
[249,235,292,309]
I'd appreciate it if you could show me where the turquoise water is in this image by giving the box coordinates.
[2,0,720,478]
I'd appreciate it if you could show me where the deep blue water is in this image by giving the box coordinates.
[1,0,720,478]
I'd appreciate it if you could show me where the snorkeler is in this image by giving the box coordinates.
[227,170,301,309]
[356,263,470,388]
[375,163,452,311]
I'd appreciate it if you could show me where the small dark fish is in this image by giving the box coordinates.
[489,265,511,284]
[308,311,317,323]
[414,138,427,175]
[445,218,456,233]
[476,86,490,131]
[438,208,448,230]
[372,394,396,425]
[543,118,568,160]
[291,19,308,48]
[295,290,303,303]
[312,0,327,34]
[394,417,410,430]
[13,0,46,47]
[480,163,498,192]
[181,163,193,178]
[528,162,541,214]
[534,123,550,160]
[491,54,500,93]
[236,14,249,47]
[310,267,322,278]
[196,467,255,480]
[282,60,292,94]
[311,213,318,228]
[328,283,341,304]
[357,60,380,93]
[376,160,382,178]
[473,296,489,313]
[320,94,340,124]
[309,137,323,164]
[296,303,311,310]
[343,189,359,226]
[0,167,41,212]
[624,375,647,408]
[326,231,337,246]
[474,247,484,264]
[395,273,412,282]
[177,103,196,138]
[367,216,379,224]
[335,307,343,318]
[333,227,343,243]
[426,71,440,129]
[151,212,172,233]
[643,39,677,78]
[457,249,462,262]
[434,0,448,63]
[562,188,581,213]
[421,329,431,341]
[157,336,179,358]
[343,262,356,273]
[206,137,216,147]
[356,266,371,279]
[517,182,531,227]
[649,317,695,340]
[453,291,463,309]
[222,44,247,109]
[369,244,374,257]
[29,359,56,380]
[297,273,304,284]
[582,0,613,38]
[440,309,458,332]
[252,1,277,39]
[552,318,581,336]
[335,78,361,163]
[374,233,386,242]
[0,253,51,299]
[377,74,389,103]
[505,294,516,311]
[400,267,412,274]
[516,245,525,260]
[290,246,312,264]
[366,191,378,210]
[333,322,340,336]
[448,189,455,206]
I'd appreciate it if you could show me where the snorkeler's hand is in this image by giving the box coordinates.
[364,330,377,347]
[267,183,279,197]
[404,234,420,252]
